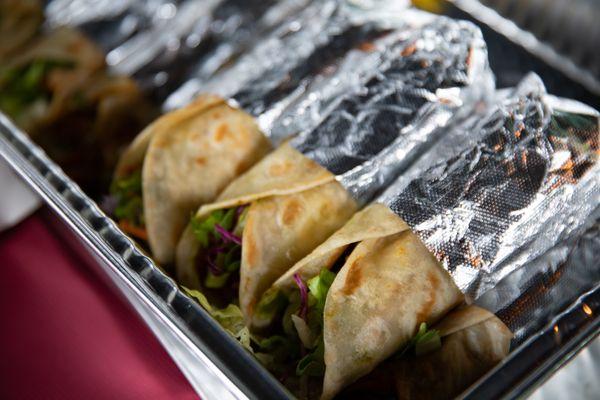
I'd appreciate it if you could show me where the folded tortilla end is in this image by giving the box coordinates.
[175,222,202,289]
[143,99,269,264]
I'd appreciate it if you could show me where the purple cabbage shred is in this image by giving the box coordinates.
[293,273,308,321]
[214,224,242,245]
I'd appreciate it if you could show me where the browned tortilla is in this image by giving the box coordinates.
[273,203,409,291]
[0,0,43,59]
[321,229,464,400]
[142,98,270,264]
[1,27,106,131]
[394,305,512,400]
[114,94,225,179]
[175,143,357,324]
[343,305,512,400]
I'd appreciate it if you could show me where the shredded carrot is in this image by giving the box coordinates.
[119,220,148,241]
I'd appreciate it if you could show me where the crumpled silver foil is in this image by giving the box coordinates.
[165,0,416,138]
[287,16,493,205]
[45,0,312,99]
[476,207,599,344]
[380,73,600,300]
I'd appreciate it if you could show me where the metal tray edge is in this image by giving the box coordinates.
[450,0,600,96]
[0,113,292,400]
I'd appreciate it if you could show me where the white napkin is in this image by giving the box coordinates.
[0,157,41,231]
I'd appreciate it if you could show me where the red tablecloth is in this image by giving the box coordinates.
[0,210,198,400]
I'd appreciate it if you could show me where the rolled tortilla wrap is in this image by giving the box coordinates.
[343,305,512,400]
[321,226,464,400]
[259,206,507,399]
[0,27,106,131]
[0,0,43,59]
[0,25,154,196]
[176,142,357,315]
[113,94,225,179]
[393,305,512,400]
[142,98,270,264]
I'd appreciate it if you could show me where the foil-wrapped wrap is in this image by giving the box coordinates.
[477,209,599,344]
[379,73,599,299]
[46,0,312,100]
[166,0,416,133]
[287,16,493,205]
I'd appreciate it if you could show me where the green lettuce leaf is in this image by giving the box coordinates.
[190,208,236,248]
[204,271,231,289]
[181,286,214,313]
[182,286,252,351]
[292,268,337,377]
[255,287,288,324]
[191,207,245,289]
[395,322,442,358]
[296,337,325,377]
[0,59,73,122]
[110,169,144,227]
[307,268,336,313]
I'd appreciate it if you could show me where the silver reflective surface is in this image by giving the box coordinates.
[379,74,599,302]
[47,0,311,99]
[291,17,493,205]
[166,0,416,143]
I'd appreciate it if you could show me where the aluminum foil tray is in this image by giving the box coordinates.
[0,1,598,400]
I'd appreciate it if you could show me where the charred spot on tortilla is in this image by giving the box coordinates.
[282,198,304,226]
[241,210,257,267]
[268,160,294,176]
[415,271,439,326]
[214,123,231,142]
[342,257,364,296]
[318,199,335,218]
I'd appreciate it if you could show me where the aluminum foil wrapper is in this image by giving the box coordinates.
[165,0,416,138]
[379,73,600,300]
[287,16,493,205]
[45,0,312,100]
[476,208,599,344]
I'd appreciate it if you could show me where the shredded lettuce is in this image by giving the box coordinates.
[204,270,231,289]
[212,304,246,331]
[190,207,246,289]
[395,322,442,358]
[191,208,236,248]
[182,286,252,351]
[296,338,325,377]
[255,287,288,324]
[290,268,337,377]
[252,333,300,373]
[182,286,214,312]
[413,322,441,356]
[254,269,336,333]
[110,169,144,228]
[254,334,289,350]
[0,59,73,122]
[183,285,296,357]
[307,268,336,313]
